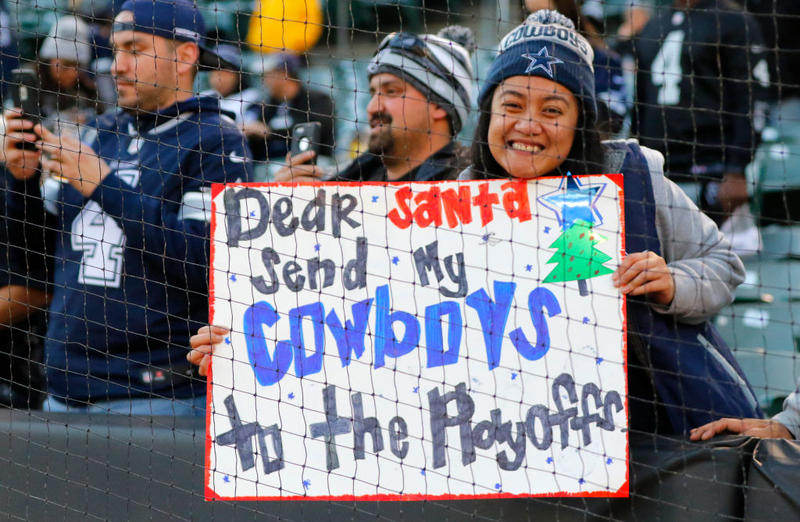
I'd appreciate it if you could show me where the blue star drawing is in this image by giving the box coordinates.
[229,274,237,283]
[525,264,533,272]
[303,479,311,490]
[606,458,613,465]
[546,457,554,464]
[371,195,379,203]
[583,316,590,324]
[413,386,419,394]
[522,47,564,77]
[511,372,518,380]
[495,483,502,491]
[596,357,604,365]
[223,475,230,483]
[579,478,586,485]
[544,226,551,234]
[314,243,321,252]
[224,337,231,345]
[288,392,295,400]
[539,172,606,231]
[392,256,400,265]
[249,210,256,218]
[420,468,426,476]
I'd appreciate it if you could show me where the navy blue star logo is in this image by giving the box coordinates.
[539,172,606,230]
[522,47,564,77]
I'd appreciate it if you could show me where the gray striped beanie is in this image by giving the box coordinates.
[368,26,475,134]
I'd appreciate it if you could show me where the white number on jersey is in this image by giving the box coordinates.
[71,200,126,288]
[651,30,685,106]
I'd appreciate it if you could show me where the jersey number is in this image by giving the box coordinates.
[651,30,685,106]
[71,200,126,288]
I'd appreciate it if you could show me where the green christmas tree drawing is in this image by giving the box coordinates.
[543,219,614,296]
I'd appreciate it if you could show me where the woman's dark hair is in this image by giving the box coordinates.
[470,86,607,179]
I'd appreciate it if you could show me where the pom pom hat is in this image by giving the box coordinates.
[480,10,597,122]
[368,26,475,134]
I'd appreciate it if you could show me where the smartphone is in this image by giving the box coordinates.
[290,121,322,165]
[10,69,41,150]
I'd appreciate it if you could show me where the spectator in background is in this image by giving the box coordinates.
[275,27,474,184]
[525,0,628,137]
[38,15,101,123]
[1,0,251,416]
[0,0,19,103]
[243,53,335,162]
[630,0,769,226]
[206,44,262,125]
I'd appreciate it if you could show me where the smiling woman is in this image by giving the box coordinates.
[462,10,759,435]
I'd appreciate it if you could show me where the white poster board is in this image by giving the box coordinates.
[206,176,628,500]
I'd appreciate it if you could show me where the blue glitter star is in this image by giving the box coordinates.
[372,195,379,203]
[539,173,605,231]
[522,47,564,77]
[223,475,230,483]
[249,210,256,218]
[596,357,604,365]
[583,316,590,324]
[606,458,613,465]
[392,256,400,265]
[511,373,518,380]
[544,226,551,234]
[413,386,419,394]
[579,478,586,485]
[314,243,321,252]
[230,274,237,282]
[224,337,231,345]
[495,483,502,490]
[288,392,295,399]
[525,264,533,272]
[546,457,553,464]
[303,479,311,490]
[420,468,426,476]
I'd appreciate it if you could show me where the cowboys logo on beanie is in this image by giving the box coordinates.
[368,26,475,134]
[480,10,597,123]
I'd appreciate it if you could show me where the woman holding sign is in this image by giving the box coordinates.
[460,10,760,435]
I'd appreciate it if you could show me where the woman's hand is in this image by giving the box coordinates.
[690,418,793,441]
[613,251,675,306]
[187,325,230,377]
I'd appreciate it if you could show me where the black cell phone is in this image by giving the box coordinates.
[10,69,41,150]
[290,122,322,165]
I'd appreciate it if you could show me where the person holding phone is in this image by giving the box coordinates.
[1,0,251,416]
[275,26,475,183]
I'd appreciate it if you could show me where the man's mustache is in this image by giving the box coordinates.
[370,112,392,126]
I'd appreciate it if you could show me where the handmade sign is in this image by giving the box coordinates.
[206,175,628,500]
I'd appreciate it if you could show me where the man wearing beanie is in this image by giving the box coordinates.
[1,0,251,415]
[276,26,475,183]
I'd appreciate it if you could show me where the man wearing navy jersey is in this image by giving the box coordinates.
[0,0,251,415]
[631,0,768,225]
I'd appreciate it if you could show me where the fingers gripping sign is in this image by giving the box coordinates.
[188,325,230,377]
[613,250,675,306]
[36,125,112,197]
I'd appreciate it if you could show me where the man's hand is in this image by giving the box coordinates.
[613,250,675,306]
[187,325,230,377]
[36,125,111,198]
[273,151,327,183]
[0,109,42,180]
[241,120,269,138]
[690,418,793,441]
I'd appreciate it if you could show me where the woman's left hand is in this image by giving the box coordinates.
[613,251,675,306]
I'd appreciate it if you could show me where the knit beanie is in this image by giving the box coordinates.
[480,10,597,123]
[368,26,475,134]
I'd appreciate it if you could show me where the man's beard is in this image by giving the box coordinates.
[367,112,395,156]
